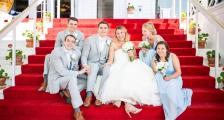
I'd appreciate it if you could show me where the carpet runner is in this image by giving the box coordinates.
[0,18,224,120]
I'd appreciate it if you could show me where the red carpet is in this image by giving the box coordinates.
[1,18,224,120]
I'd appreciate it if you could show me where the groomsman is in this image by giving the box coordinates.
[81,21,112,107]
[55,17,85,50]
[47,34,86,120]
[38,17,85,91]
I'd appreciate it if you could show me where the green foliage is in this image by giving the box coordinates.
[217,72,224,83]
[189,20,196,29]
[0,68,9,79]
[45,11,51,17]
[206,50,221,59]
[5,49,26,61]
[22,30,40,41]
[198,33,209,42]
[127,3,135,9]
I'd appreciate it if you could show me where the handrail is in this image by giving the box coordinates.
[0,0,44,39]
[190,0,224,30]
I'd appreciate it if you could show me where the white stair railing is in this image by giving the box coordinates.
[189,0,224,88]
[0,0,44,87]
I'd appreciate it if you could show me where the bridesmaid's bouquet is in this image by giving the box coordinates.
[138,41,151,57]
[138,41,151,49]
[122,41,135,61]
[157,61,168,77]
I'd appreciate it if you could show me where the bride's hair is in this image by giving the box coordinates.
[114,26,130,42]
[155,41,170,62]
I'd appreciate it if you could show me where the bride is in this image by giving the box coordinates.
[98,26,161,118]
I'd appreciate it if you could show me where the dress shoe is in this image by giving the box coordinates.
[95,99,102,106]
[83,96,92,107]
[73,111,85,120]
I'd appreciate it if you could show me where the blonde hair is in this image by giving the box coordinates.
[142,22,157,35]
[114,25,130,42]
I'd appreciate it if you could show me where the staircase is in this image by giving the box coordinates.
[0,18,224,120]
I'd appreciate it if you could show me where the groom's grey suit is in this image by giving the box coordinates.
[81,34,111,94]
[47,47,83,108]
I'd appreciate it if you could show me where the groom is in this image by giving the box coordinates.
[81,21,111,107]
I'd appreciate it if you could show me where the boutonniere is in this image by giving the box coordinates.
[70,53,78,61]
[106,40,111,46]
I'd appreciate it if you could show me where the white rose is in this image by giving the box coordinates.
[70,54,78,61]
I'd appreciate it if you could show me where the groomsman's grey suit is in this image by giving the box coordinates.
[47,47,83,108]
[55,29,85,50]
[81,34,112,95]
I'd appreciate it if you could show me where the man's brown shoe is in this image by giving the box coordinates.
[83,96,92,107]
[95,99,102,106]
[73,111,85,120]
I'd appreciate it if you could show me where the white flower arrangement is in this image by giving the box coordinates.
[70,53,78,61]
[157,61,168,76]
[122,41,134,52]
[138,41,151,49]
[106,40,111,46]
[122,41,135,61]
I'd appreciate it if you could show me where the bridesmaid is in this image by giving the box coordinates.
[139,22,164,67]
[151,41,192,120]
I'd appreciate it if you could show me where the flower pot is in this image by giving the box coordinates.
[198,41,206,48]
[127,8,135,14]
[26,39,33,48]
[208,57,215,67]
[0,77,6,86]
[16,55,23,65]
[189,28,196,35]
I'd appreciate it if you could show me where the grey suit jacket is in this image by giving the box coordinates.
[54,29,85,50]
[81,34,112,65]
[47,47,81,94]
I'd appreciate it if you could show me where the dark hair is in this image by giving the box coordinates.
[98,21,109,28]
[155,41,170,62]
[67,17,78,23]
[64,34,76,42]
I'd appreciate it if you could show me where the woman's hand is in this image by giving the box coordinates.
[141,48,149,53]
[163,76,171,81]
[127,50,135,58]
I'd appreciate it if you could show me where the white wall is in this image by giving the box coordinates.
[75,0,97,18]
[113,0,155,19]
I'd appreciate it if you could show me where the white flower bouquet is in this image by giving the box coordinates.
[122,41,135,61]
[138,41,151,49]
[157,61,168,76]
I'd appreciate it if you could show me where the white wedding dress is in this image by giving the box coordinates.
[98,49,161,106]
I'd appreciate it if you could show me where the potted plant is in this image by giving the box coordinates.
[45,11,51,22]
[198,32,209,48]
[181,12,187,22]
[189,19,196,35]
[127,3,135,14]
[217,72,224,88]
[0,65,9,88]
[22,30,40,48]
[5,44,26,66]
[36,21,43,33]
[206,50,221,67]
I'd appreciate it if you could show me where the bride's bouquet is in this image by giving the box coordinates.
[157,61,168,77]
[122,41,135,61]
